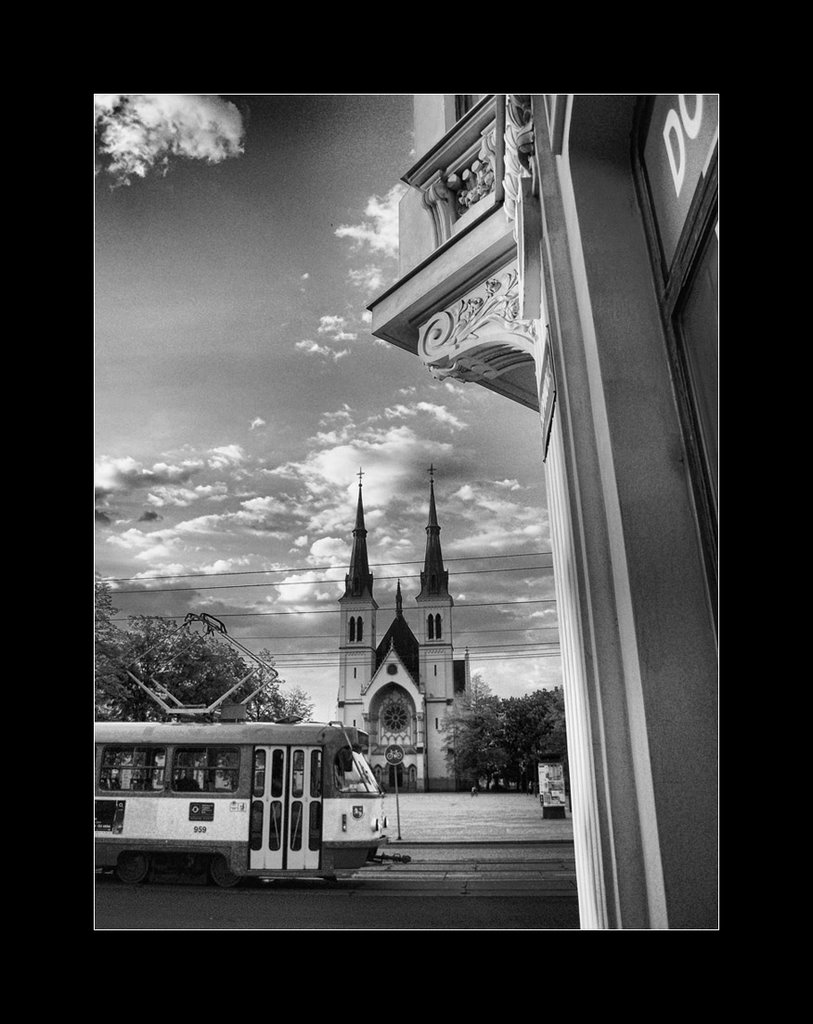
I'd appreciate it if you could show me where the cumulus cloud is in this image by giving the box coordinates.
[296,339,350,361]
[249,417,266,431]
[96,509,112,525]
[317,315,357,342]
[348,266,386,294]
[383,402,467,430]
[138,510,162,521]
[95,455,204,498]
[95,94,245,186]
[335,184,406,259]
[207,444,246,469]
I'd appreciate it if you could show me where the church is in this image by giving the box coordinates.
[335,470,470,791]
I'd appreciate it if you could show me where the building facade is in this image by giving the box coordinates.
[336,474,470,791]
[368,95,718,929]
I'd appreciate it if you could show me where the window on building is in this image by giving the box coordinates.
[349,617,355,642]
[635,94,718,626]
[171,747,240,793]
[427,614,434,640]
[357,617,363,642]
[434,664,437,676]
[99,745,166,791]
[435,614,442,639]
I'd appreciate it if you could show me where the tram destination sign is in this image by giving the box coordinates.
[385,744,404,765]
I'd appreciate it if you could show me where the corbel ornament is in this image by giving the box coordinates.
[417,265,539,385]
[503,94,536,234]
[421,170,456,249]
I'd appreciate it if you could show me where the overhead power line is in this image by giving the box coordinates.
[99,550,554,584]
[109,563,554,596]
[110,597,557,623]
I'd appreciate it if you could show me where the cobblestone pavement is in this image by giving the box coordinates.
[378,791,573,844]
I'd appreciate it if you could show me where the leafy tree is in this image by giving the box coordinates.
[94,581,315,723]
[442,674,569,793]
[443,674,508,789]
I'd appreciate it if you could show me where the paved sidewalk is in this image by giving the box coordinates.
[378,792,573,844]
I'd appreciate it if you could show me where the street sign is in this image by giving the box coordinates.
[385,744,404,765]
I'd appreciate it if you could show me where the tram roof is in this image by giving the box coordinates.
[94,720,363,747]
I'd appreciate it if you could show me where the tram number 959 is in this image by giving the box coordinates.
[193,825,207,833]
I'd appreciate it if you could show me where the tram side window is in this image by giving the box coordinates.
[171,747,240,793]
[99,746,166,791]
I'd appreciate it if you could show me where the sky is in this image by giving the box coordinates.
[94,94,561,722]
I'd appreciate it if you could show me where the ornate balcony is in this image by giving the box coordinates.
[369,95,542,412]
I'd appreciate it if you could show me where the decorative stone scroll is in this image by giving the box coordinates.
[417,265,539,385]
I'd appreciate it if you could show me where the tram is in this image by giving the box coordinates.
[95,718,387,886]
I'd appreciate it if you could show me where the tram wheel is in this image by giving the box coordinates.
[116,852,149,884]
[209,854,241,888]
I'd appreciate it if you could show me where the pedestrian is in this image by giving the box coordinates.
[471,785,478,797]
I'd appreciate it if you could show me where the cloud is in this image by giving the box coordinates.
[383,402,467,430]
[296,339,350,361]
[348,266,386,294]
[317,315,357,342]
[249,417,266,431]
[95,94,244,186]
[138,510,162,521]
[207,444,246,469]
[335,184,406,259]
[95,455,204,497]
[96,509,112,525]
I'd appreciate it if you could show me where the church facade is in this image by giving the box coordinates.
[335,473,470,791]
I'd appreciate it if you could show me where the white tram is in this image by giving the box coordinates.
[95,719,387,886]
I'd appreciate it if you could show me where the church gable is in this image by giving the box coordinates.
[375,614,420,682]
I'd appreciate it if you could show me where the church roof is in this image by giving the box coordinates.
[375,581,420,681]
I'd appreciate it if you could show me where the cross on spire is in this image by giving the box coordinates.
[357,467,365,487]
[428,463,435,483]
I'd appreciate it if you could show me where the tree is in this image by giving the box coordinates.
[441,675,569,793]
[443,674,508,789]
[94,581,315,722]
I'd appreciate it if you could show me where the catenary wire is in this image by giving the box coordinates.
[99,550,554,584]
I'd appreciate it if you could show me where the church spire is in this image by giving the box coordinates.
[344,470,374,599]
[418,464,450,600]
[396,579,403,617]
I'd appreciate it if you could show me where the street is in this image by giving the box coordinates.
[95,841,579,929]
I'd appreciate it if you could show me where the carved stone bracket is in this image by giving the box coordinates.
[503,95,543,320]
[417,265,539,386]
[503,94,536,235]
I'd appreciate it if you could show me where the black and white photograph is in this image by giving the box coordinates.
[94,93,718,931]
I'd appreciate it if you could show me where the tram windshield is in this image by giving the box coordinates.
[334,747,380,793]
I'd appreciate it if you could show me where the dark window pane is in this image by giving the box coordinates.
[308,801,322,851]
[677,228,718,508]
[271,750,284,797]
[310,750,322,798]
[292,750,304,798]
[250,800,264,850]
[269,802,282,850]
[253,749,266,797]
[290,801,303,851]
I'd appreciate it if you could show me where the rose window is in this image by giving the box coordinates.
[382,701,409,732]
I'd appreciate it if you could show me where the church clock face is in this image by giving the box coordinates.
[382,700,409,732]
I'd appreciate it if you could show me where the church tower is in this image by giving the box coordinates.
[337,472,377,730]
[416,466,458,788]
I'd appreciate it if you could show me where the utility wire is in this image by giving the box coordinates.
[109,563,554,596]
[99,550,554,584]
[110,597,557,622]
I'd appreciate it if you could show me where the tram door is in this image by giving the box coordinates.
[250,746,323,871]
